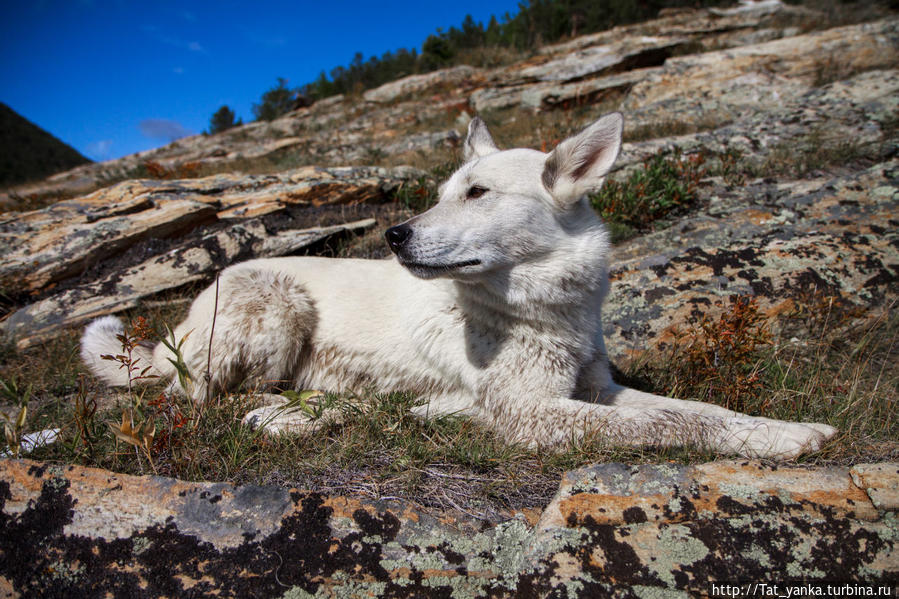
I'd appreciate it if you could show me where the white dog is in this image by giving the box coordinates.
[81,113,836,458]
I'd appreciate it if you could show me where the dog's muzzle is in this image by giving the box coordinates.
[385,223,412,255]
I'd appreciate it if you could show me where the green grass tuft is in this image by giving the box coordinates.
[591,148,707,243]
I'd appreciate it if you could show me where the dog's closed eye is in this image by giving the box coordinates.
[467,185,488,199]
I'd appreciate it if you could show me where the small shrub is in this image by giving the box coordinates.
[624,120,697,143]
[715,147,746,188]
[735,127,882,181]
[661,296,773,414]
[0,377,31,457]
[590,148,706,242]
[393,176,437,212]
[362,147,387,165]
[140,160,203,180]
[70,375,99,459]
[99,316,157,405]
[391,159,461,213]
[101,316,161,472]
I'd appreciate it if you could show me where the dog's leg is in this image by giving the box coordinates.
[600,383,837,441]
[601,383,741,417]
[576,350,837,453]
[159,264,317,401]
[491,396,833,459]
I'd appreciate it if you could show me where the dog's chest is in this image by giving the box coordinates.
[412,302,587,379]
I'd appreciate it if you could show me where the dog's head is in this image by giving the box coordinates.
[385,112,622,281]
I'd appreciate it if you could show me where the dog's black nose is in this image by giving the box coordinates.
[385,224,412,253]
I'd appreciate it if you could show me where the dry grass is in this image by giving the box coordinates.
[4,0,898,514]
[623,113,729,143]
[743,127,887,180]
[3,266,895,518]
[783,0,897,34]
[3,124,896,518]
[624,294,899,464]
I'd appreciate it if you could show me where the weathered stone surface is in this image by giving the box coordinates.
[529,461,898,594]
[521,67,661,109]
[851,463,899,512]
[473,17,899,116]
[617,66,899,174]
[622,18,899,114]
[604,159,899,361]
[362,65,481,103]
[473,67,660,112]
[515,35,688,84]
[1,219,376,349]
[1,196,217,293]
[0,165,415,294]
[536,0,810,56]
[538,461,882,529]
[1,458,895,596]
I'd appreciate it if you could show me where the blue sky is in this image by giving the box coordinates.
[2,0,522,161]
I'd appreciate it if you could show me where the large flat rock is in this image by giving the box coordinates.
[0,166,416,294]
[363,65,482,103]
[623,18,899,114]
[1,219,376,349]
[472,16,897,115]
[1,458,895,596]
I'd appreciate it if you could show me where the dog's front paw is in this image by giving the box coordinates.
[719,418,837,459]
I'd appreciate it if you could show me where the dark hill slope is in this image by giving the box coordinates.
[0,102,91,188]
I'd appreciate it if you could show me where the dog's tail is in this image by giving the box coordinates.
[80,316,160,387]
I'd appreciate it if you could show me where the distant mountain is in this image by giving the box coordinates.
[0,102,91,188]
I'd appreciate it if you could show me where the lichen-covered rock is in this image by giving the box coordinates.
[515,35,688,84]
[1,219,376,349]
[603,159,899,361]
[363,65,482,103]
[622,18,899,114]
[1,459,895,597]
[851,463,899,512]
[0,166,416,294]
[526,461,898,595]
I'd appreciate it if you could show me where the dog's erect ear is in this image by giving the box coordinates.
[463,117,500,161]
[542,112,623,205]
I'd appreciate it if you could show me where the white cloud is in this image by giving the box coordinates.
[86,139,114,160]
[142,25,208,55]
[138,119,192,142]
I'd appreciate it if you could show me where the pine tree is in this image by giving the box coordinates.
[252,78,297,122]
[208,105,241,135]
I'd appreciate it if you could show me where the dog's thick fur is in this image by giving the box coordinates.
[81,113,837,458]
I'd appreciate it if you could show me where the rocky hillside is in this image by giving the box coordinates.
[1,0,896,355]
[1,1,898,594]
